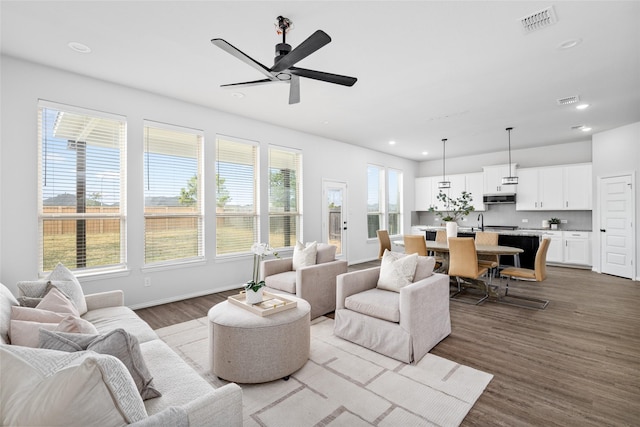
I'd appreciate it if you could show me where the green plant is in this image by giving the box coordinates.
[549,217,561,225]
[428,191,475,223]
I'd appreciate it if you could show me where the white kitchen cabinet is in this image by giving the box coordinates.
[563,231,591,265]
[465,172,485,212]
[541,231,563,263]
[483,164,517,194]
[414,177,434,211]
[564,164,592,210]
[516,166,564,210]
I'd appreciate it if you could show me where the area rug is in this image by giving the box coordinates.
[156,316,492,427]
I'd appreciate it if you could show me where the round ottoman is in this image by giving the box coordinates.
[208,296,310,383]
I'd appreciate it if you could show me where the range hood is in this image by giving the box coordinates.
[483,194,516,204]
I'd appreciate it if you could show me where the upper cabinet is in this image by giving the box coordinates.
[414,173,485,212]
[414,177,434,211]
[466,172,485,212]
[516,163,592,211]
[483,164,517,194]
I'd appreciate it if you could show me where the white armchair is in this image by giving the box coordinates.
[333,255,451,364]
[260,243,348,320]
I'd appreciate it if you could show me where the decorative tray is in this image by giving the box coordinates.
[228,291,297,317]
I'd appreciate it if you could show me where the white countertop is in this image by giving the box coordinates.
[414,225,591,235]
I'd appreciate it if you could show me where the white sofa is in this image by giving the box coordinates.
[0,283,242,427]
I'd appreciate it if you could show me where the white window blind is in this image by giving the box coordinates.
[144,121,203,265]
[38,101,127,274]
[388,168,403,235]
[367,164,384,238]
[269,146,302,248]
[216,136,258,255]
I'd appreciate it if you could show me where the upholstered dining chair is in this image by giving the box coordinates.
[499,238,551,309]
[474,231,500,277]
[377,230,391,259]
[447,237,492,305]
[435,230,447,243]
[403,235,428,256]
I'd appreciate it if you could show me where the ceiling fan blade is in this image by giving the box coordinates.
[271,30,331,72]
[290,67,357,86]
[211,38,275,80]
[289,75,300,104]
[220,78,276,88]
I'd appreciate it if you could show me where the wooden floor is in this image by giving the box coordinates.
[136,263,640,426]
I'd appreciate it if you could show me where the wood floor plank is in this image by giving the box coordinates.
[135,264,640,425]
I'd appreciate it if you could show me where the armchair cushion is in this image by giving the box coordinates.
[292,241,317,270]
[264,270,297,294]
[377,251,418,292]
[345,289,400,322]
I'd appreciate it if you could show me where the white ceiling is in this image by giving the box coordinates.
[2,1,639,161]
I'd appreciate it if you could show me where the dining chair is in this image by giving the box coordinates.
[435,230,447,243]
[376,230,391,259]
[403,235,428,256]
[474,231,500,277]
[447,237,492,305]
[499,238,551,309]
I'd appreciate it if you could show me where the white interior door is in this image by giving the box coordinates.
[322,181,347,260]
[599,175,634,279]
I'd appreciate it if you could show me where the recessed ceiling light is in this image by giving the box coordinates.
[422,151,429,156]
[558,38,582,50]
[576,103,590,110]
[68,41,91,53]
[230,92,245,99]
[581,127,592,132]
[388,140,396,145]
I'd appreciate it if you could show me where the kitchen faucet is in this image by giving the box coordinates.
[477,213,484,231]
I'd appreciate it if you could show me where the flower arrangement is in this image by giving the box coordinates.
[549,217,561,225]
[428,191,475,223]
[245,242,279,292]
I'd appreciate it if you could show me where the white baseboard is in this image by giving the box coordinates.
[128,283,242,310]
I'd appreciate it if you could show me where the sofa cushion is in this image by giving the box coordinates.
[82,306,158,344]
[39,328,161,400]
[0,345,147,426]
[345,288,400,323]
[264,271,297,294]
[414,256,436,281]
[316,243,337,264]
[377,251,418,292]
[292,241,317,270]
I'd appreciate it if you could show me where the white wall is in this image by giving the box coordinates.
[592,122,640,280]
[0,56,418,307]
[418,140,592,177]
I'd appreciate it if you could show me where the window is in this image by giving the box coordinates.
[387,168,403,235]
[143,122,203,265]
[216,136,258,255]
[38,101,126,274]
[367,164,384,239]
[269,147,302,248]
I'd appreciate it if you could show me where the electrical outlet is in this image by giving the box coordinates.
[144,277,151,287]
[522,219,528,223]
[561,219,568,224]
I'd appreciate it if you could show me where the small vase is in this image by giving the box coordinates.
[445,221,458,242]
[551,224,558,230]
[245,287,264,305]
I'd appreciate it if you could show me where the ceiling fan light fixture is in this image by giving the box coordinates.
[502,127,518,185]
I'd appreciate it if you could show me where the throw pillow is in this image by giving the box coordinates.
[39,328,161,400]
[316,243,337,264]
[292,241,317,270]
[56,315,99,334]
[17,296,43,308]
[9,320,59,347]
[1,283,19,345]
[414,256,436,281]
[45,263,88,315]
[11,306,69,323]
[377,250,419,292]
[35,287,80,317]
[1,346,148,426]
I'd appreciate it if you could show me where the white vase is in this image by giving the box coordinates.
[445,221,458,241]
[551,224,558,230]
[245,287,264,305]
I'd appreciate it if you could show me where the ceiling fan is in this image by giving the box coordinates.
[211,16,357,104]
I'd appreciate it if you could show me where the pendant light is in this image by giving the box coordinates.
[438,138,451,189]
[501,127,518,185]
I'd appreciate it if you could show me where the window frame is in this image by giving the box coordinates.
[143,120,204,267]
[367,164,385,239]
[268,145,303,249]
[37,100,127,275]
[387,168,403,236]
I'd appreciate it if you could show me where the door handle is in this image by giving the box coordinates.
[600,229,606,232]
[343,227,347,230]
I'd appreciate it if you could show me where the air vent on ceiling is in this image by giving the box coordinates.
[557,95,580,106]
[519,6,558,33]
